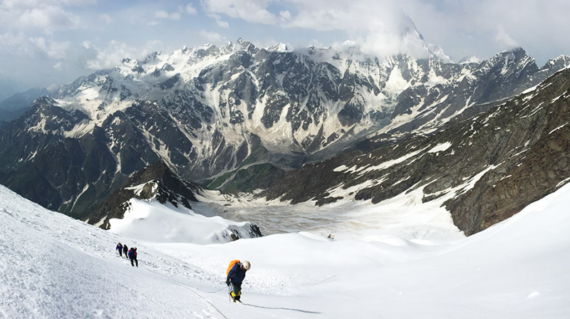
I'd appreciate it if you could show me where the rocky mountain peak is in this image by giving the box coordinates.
[459,56,482,65]
[127,161,199,198]
[267,43,289,52]
[483,47,533,68]
[86,161,202,229]
[2,39,570,219]
[544,55,570,69]
[20,97,88,135]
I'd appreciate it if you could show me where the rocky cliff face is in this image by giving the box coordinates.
[0,38,569,219]
[86,161,200,228]
[264,68,570,235]
[86,161,263,240]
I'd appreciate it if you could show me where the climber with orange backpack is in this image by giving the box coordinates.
[226,260,251,303]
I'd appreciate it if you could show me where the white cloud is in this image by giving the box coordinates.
[280,0,435,58]
[199,0,431,58]
[186,4,197,14]
[155,10,181,20]
[495,25,518,49]
[198,30,227,44]
[0,0,100,35]
[0,33,70,60]
[279,10,291,21]
[0,33,34,57]
[216,19,229,28]
[28,37,70,59]
[83,40,163,70]
[197,0,570,62]
[99,14,113,24]
[201,0,278,25]
[15,4,80,32]
[1,0,97,8]
[388,0,570,61]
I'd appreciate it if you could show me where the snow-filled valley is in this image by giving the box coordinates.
[108,198,260,244]
[1,183,570,319]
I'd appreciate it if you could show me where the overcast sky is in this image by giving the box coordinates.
[1,0,569,99]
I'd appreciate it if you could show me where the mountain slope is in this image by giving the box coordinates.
[0,77,90,120]
[264,67,570,235]
[86,161,201,227]
[0,184,239,318]
[2,175,570,318]
[0,40,569,219]
[84,161,263,241]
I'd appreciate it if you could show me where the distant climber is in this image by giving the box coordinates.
[123,244,129,258]
[116,242,123,257]
[226,260,251,303]
[128,247,138,267]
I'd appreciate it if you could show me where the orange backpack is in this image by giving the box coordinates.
[226,260,240,275]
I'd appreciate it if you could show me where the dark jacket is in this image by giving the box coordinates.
[123,245,128,253]
[227,262,247,284]
[116,244,123,251]
[128,249,137,259]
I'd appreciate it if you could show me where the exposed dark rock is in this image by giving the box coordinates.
[262,94,289,128]
[159,73,181,90]
[265,68,570,236]
[86,161,201,229]
[338,100,364,127]
[162,63,175,71]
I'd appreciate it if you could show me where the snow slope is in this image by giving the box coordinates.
[108,198,259,244]
[1,182,570,318]
[0,186,235,319]
[194,186,465,242]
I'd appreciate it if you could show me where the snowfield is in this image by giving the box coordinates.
[108,199,259,244]
[1,183,570,318]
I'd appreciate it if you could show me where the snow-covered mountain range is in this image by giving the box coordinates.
[0,35,569,220]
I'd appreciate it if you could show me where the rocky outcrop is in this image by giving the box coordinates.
[446,69,570,234]
[86,161,263,240]
[86,161,201,229]
[264,68,570,235]
[0,98,119,218]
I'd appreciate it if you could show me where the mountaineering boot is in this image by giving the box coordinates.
[230,291,236,303]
